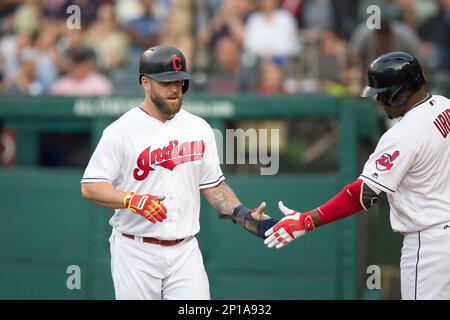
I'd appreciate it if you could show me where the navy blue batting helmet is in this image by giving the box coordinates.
[361,51,426,107]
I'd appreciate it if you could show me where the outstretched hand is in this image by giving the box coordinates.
[264,201,314,249]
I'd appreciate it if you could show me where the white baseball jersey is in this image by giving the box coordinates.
[360,95,450,233]
[81,106,224,239]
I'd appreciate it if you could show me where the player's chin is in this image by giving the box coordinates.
[165,98,182,114]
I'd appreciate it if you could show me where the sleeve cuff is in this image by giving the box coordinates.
[80,177,112,184]
[199,175,225,189]
[359,175,395,194]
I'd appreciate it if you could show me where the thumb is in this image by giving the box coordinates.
[256,201,267,213]
[154,195,166,201]
[251,201,267,220]
[278,200,294,216]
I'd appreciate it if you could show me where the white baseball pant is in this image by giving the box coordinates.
[109,229,210,300]
[400,222,450,300]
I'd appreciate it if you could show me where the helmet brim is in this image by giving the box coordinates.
[143,71,192,82]
[360,86,388,98]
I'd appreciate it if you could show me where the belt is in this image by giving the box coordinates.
[122,233,185,246]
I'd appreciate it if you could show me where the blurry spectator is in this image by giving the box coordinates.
[199,0,253,49]
[4,48,43,95]
[349,19,420,72]
[284,0,359,38]
[392,0,418,29]
[13,0,41,34]
[329,0,359,40]
[419,0,450,70]
[55,28,86,73]
[298,0,334,31]
[0,31,34,80]
[115,0,144,25]
[124,0,163,52]
[161,0,194,67]
[116,0,170,25]
[0,1,18,15]
[257,60,285,95]
[85,3,129,72]
[243,0,301,60]
[316,29,348,90]
[42,0,70,19]
[50,47,113,96]
[411,0,440,26]
[207,36,243,94]
[0,1,19,27]
[34,30,58,93]
[0,54,4,87]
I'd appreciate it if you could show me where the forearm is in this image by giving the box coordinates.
[81,182,126,209]
[308,179,381,229]
[201,181,241,217]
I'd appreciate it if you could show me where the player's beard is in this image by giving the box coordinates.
[150,89,183,118]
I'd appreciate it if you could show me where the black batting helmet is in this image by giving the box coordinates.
[139,45,191,93]
[361,51,426,108]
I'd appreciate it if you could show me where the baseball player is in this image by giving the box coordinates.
[80,45,278,300]
[264,51,450,300]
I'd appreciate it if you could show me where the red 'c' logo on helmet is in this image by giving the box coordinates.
[172,56,182,71]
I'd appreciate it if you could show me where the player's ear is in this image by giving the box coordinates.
[141,76,151,91]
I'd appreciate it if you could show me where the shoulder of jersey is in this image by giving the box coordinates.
[177,109,212,129]
[384,95,445,141]
[102,107,141,134]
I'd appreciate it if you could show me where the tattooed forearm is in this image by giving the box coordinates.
[201,181,241,216]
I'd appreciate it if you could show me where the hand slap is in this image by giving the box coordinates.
[264,201,307,249]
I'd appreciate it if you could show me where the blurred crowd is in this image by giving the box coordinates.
[0,0,449,97]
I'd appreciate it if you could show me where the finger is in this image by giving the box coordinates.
[154,212,164,222]
[143,211,157,223]
[159,203,168,214]
[144,210,159,222]
[154,195,166,201]
[150,199,162,208]
[265,235,279,248]
[255,201,266,214]
[275,232,292,249]
[264,227,274,237]
[158,210,167,220]
[251,201,267,220]
[278,201,294,216]
[149,200,164,213]
[266,230,286,248]
[155,207,167,220]
[276,237,292,249]
[276,242,285,249]
[149,200,167,219]
[264,233,275,245]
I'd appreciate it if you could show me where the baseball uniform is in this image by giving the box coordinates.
[360,94,450,299]
[81,106,224,299]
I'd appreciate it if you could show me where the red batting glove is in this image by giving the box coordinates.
[123,192,167,223]
[264,201,315,249]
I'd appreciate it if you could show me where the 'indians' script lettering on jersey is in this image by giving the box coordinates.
[433,109,450,139]
[375,150,400,171]
[133,139,205,181]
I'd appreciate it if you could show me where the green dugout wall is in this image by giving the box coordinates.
[0,94,383,299]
